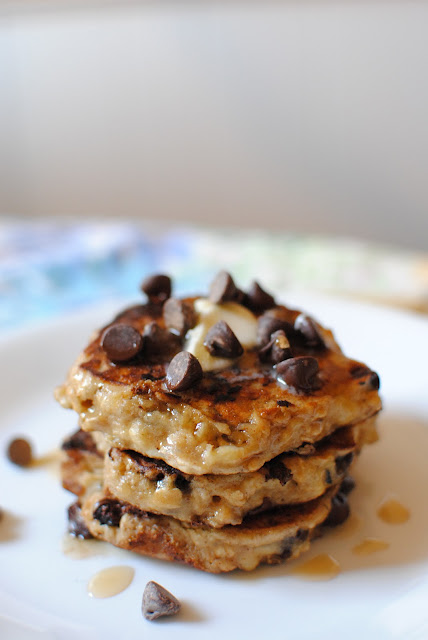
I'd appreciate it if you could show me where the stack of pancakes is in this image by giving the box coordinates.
[56,272,381,573]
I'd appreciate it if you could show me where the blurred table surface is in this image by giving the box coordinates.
[1,219,427,333]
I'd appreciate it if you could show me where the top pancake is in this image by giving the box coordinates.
[55,290,381,475]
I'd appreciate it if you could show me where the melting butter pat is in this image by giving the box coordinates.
[184,299,257,372]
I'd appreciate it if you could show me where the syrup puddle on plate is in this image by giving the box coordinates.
[62,534,116,560]
[31,448,61,477]
[87,566,135,598]
[291,553,341,581]
[377,497,410,524]
[352,538,390,555]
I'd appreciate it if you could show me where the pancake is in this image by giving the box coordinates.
[55,296,381,475]
[71,483,348,573]
[61,429,104,497]
[56,272,380,573]
[61,416,376,527]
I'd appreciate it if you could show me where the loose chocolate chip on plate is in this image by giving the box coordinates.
[294,314,325,349]
[259,329,292,364]
[246,281,275,312]
[7,437,33,467]
[165,351,203,392]
[142,581,181,621]
[323,492,350,527]
[93,499,123,527]
[204,321,244,358]
[275,356,321,392]
[101,324,144,363]
[163,298,196,337]
[209,271,239,304]
[67,502,93,539]
[141,274,172,303]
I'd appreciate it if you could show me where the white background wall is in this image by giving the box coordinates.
[1,1,427,250]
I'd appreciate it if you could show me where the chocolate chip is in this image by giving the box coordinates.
[368,371,380,390]
[163,298,196,337]
[339,475,356,495]
[93,499,123,527]
[294,314,325,349]
[62,430,98,454]
[174,474,191,493]
[143,321,181,356]
[275,356,321,392]
[245,281,275,312]
[257,314,295,347]
[350,365,380,390]
[259,329,292,364]
[209,271,239,304]
[295,528,309,542]
[67,502,93,539]
[204,321,243,358]
[101,324,144,363]
[280,544,293,560]
[277,399,291,407]
[7,437,33,467]
[165,351,202,392]
[264,458,291,485]
[141,274,172,303]
[325,469,333,485]
[142,581,181,621]
[323,492,350,527]
[335,452,354,476]
[234,288,247,305]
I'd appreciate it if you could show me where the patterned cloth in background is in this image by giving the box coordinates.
[1,220,427,332]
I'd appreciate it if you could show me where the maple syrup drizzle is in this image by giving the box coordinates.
[62,535,115,559]
[377,497,410,524]
[30,449,61,477]
[292,553,341,581]
[87,566,135,598]
[352,537,390,555]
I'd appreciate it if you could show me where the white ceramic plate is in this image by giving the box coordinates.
[1,295,428,640]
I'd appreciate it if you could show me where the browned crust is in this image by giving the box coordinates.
[77,301,381,430]
[78,485,343,573]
